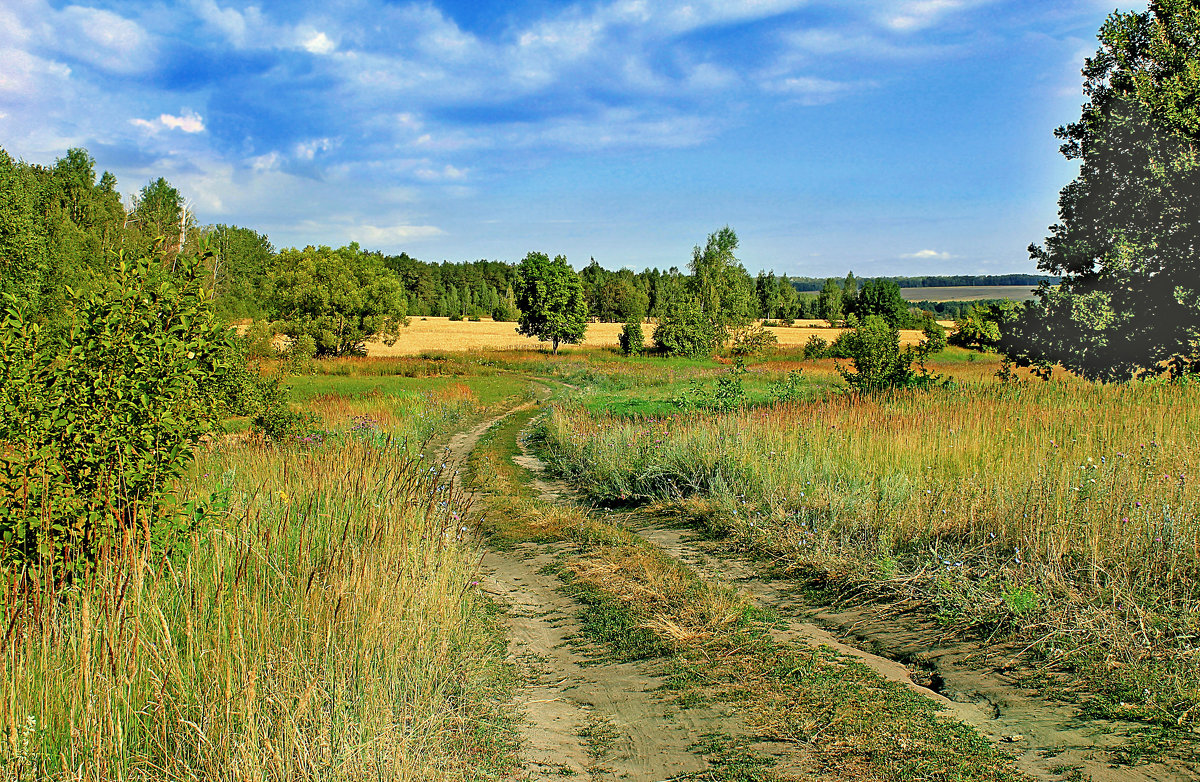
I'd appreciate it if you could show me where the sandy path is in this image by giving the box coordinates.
[446,407,741,781]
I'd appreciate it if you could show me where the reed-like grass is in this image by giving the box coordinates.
[541,378,1200,725]
[1,398,516,780]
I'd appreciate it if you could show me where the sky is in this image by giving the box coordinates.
[0,0,1142,276]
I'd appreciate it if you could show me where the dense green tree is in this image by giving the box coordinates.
[776,275,802,321]
[653,295,714,356]
[952,301,1020,351]
[268,244,407,356]
[1002,0,1200,380]
[837,315,937,392]
[132,177,189,255]
[856,279,911,326]
[687,227,756,341]
[206,224,275,319]
[593,275,649,322]
[817,278,844,325]
[757,271,781,319]
[514,252,587,353]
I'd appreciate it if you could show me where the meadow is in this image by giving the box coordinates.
[0,379,527,780]
[7,336,1198,777]
[536,350,1200,731]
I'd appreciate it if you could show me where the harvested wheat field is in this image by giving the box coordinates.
[363,317,937,356]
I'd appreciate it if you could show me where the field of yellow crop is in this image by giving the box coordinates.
[362,317,938,356]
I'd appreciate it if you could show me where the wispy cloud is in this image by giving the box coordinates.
[131,111,206,134]
[901,249,954,259]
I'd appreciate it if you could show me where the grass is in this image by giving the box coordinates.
[539,367,1200,733]
[1,386,521,780]
[465,402,1026,780]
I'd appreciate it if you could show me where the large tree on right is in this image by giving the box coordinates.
[1002,1,1200,381]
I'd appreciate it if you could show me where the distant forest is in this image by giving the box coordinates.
[0,145,1046,328]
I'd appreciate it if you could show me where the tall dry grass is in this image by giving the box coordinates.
[1,407,514,779]
[541,378,1200,723]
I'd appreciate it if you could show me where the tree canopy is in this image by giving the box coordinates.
[268,244,407,356]
[514,252,588,353]
[1002,0,1200,380]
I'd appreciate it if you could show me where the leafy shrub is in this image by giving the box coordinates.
[250,376,321,444]
[836,315,941,393]
[922,318,948,354]
[491,302,519,322]
[730,323,778,357]
[803,334,829,360]
[448,313,464,322]
[468,315,482,322]
[825,330,854,359]
[768,370,806,402]
[243,319,277,358]
[618,320,644,356]
[654,298,716,357]
[282,333,316,375]
[673,361,747,412]
[0,252,230,576]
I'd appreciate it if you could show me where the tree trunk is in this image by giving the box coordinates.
[553,336,559,354]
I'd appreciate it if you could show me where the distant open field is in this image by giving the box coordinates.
[900,284,1040,301]
[364,317,936,356]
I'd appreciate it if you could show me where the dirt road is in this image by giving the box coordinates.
[447,405,1197,782]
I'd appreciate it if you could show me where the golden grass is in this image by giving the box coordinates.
[1,399,517,780]
[362,317,938,356]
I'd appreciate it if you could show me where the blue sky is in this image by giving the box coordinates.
[0,0,1139,275]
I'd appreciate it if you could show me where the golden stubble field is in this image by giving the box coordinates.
[362,317,940,356]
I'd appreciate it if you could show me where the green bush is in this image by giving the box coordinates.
[922,318,948,353]
[729,323,778,357]
[0,252,230,576]
[837,315,941,393]
[268,244,407,357]
[618,320,644,356]
[491,302,519,322]
[803,334,828,360]
[654,298,716,357]
[243,319,277,359]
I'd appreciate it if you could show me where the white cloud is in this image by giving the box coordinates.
[131,111,206,134]
[354,224,444,243]
[299,29,336,55]
[764,75,877,104]
[294,137,336,160]
[190,0,255,47]
[0,47,71,96]
[878,0,1002,33]
[415,164,468,181]
[901,249,953,259]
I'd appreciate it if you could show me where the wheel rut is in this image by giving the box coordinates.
[448,406,742,781]
[451,404,1198,782]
